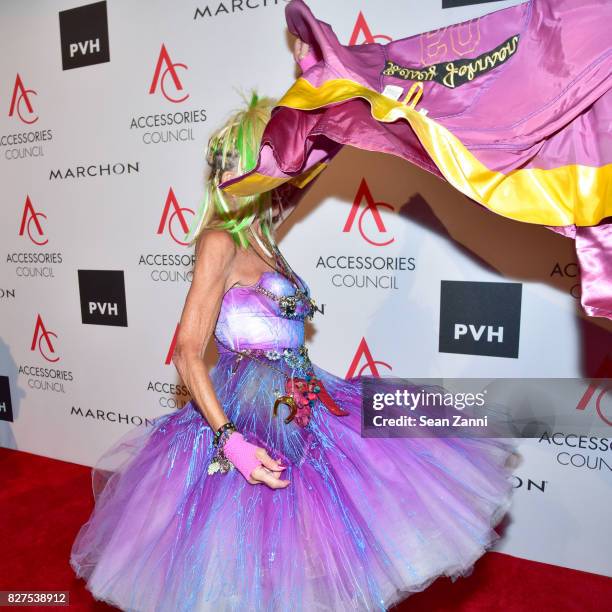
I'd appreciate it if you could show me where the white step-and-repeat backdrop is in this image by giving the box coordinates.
[1,0,610,578]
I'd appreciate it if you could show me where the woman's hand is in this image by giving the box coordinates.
[223,431,290,489]
[250,447,291,489]
[293,37,310,64]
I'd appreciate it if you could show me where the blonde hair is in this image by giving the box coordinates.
[184,91,278,253]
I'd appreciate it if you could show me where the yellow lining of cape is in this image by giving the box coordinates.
[222,160,328,196]
[223,77,611,227]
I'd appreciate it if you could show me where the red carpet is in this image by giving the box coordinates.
[1,446,610,611]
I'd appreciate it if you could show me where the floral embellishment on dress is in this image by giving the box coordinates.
[273,372,350,428]
[282,345,310,370]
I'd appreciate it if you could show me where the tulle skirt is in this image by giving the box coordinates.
[70,353,516,611]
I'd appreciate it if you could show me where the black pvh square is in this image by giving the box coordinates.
[0,376,13,422]
[59,1,110,70]
[78,269,127,326]
[439,280,522,358]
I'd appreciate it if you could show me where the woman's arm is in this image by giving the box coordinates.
[172,229,236,432]
[266,38,319,234]
[172,229,289,488]
[292,37,315,72]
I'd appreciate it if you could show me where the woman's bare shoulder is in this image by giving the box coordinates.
[189,230,240,292]
[195,229,237,262]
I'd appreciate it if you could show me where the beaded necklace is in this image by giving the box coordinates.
[247,228,317,321]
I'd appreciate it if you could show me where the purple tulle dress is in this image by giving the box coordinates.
[70,266,515,611]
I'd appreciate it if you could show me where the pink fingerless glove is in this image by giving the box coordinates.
[222,432,262,481]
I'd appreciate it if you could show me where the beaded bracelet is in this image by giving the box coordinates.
[216,428,235,450]
[213,421,237,447]
[208,422,238,476]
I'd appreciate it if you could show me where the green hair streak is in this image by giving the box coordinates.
[184,91,277,251]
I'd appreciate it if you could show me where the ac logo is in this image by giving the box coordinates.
[165,323,180,365]
[157,188,195,245]
[345,337,392,378]
[31,314,59,363]
[149,44,189,103]
[576,357,612,426]
[349,12,391,45]
[343,178,395,246]
[19,196,48,245]
[8,74,38,124]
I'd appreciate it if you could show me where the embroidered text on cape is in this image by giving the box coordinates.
[382,34,519,89]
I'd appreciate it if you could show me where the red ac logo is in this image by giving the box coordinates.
[149,44,189,103]
[157,187,195,245]
[165,323,179,365]
[19,196,48,246]
[31,314,59,363]
[576,356,612,426]
[345,337,392,379]
[343,178,395,246]
[349,12,392,45]
[8,74,38,124]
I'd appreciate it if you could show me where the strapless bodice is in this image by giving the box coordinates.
[214,270,313,353]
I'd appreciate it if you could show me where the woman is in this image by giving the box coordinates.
[69,40,517,612]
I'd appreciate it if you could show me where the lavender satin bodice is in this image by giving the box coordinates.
[214,271,313,353]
